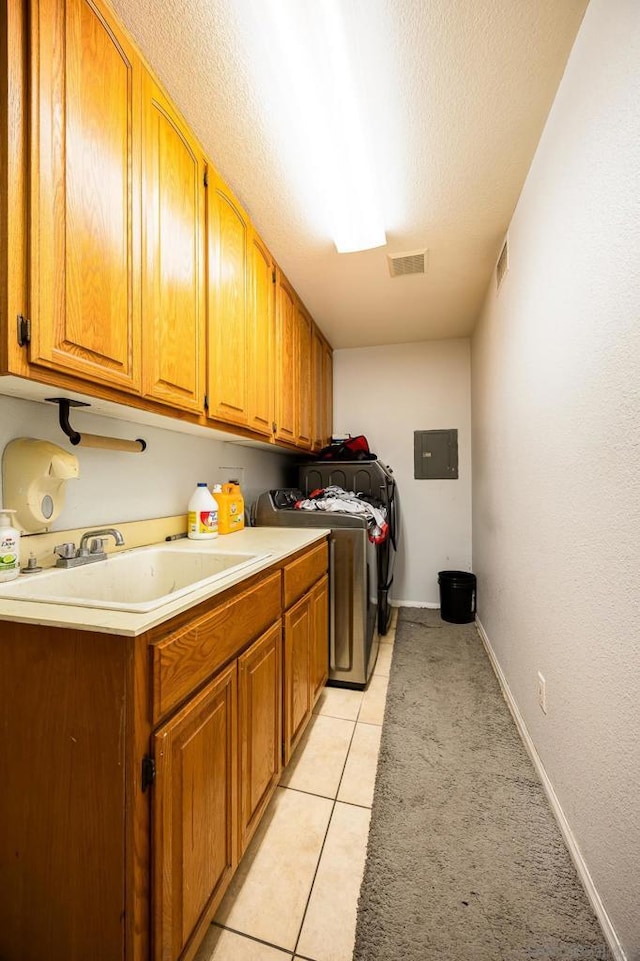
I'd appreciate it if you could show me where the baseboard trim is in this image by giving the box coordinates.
[393,600,440,609]
[475,616,627,961]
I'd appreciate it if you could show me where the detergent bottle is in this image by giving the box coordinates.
[215,481,245,534]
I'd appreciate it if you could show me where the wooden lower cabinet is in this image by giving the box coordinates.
[153,662,238,961]
[310,576,330,704]
[0,625,132,961]
[283,592,312,764]
[283,571,330,764]
[0,541,328,961]
[238,622,282,854]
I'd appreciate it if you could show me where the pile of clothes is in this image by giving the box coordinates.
[294,485,388,544]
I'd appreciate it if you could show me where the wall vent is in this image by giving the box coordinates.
[387,248,428,278]
[496,236,509,290]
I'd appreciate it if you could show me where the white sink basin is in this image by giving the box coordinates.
[0,545,272,613]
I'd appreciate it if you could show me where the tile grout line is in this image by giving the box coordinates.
[314,705,384,728]
[210,706,361,961]
[210,920,295,958]
[213,659,393,960]
[205,620,398,959]
[289,691,366,960]
[281,784,373,812]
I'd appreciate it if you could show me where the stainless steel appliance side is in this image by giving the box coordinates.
[298,459,397,636]
[252,490,377,687]
[330,527,371,685]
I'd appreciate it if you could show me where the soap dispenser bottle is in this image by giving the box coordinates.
[0,509,21,582]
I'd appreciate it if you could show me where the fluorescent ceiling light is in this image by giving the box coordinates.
[245,0,387,253]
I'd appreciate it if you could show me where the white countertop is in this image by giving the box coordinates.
[0,527,329,636]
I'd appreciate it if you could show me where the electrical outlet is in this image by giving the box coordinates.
[537,672,547,714]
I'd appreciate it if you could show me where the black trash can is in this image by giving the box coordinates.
[438,570,476,623]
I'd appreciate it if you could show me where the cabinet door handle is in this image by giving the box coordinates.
[141,755,156,792]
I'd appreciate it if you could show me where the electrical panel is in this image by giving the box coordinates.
[413,429,458,480]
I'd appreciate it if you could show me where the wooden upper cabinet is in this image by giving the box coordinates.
[141,74,206,412]
[274,270,297,444]
[29,0,142,392]
[311,325,325,451]
[312,328,333,451]
[322,338,333,446]
[296,303,312,450]
[18,0,330,449]
[153,662,237,961]
[247,231,275,436]
[207,175,249,427]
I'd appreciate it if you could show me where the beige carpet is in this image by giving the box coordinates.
[353,608,612,961]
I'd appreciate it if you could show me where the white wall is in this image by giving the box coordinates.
[333,340,472,605]
[0,395,293,529]
[471,0,640,955]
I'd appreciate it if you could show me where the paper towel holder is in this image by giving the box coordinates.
[46,398,147,453]
[2,438,80,532]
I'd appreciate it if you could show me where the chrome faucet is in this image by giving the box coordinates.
[79,528,125,552]
[54,528,125,568]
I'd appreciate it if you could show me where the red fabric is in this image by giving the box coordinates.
[317,435,374,460]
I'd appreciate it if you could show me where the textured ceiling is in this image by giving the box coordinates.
[110,0,588,348]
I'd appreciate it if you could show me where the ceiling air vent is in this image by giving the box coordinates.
[387,249,428,278]
[496,236,509,290]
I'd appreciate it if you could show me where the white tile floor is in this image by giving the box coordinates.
[195,609,398,961]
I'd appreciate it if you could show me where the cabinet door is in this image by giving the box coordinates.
[322,339,334,447]
[310,575,329,705]
[142,74,206,412]
[274,271,297,444]
[29,0,141,392]
[311,325,324,451]
[283,593,312,764]
[207,176,249,426]
[312,330,333,451]
[238,622,282,854]
[0,624,128,961]
[153,662,237,961]
[296,304,313,450]
[247,231,275,436]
